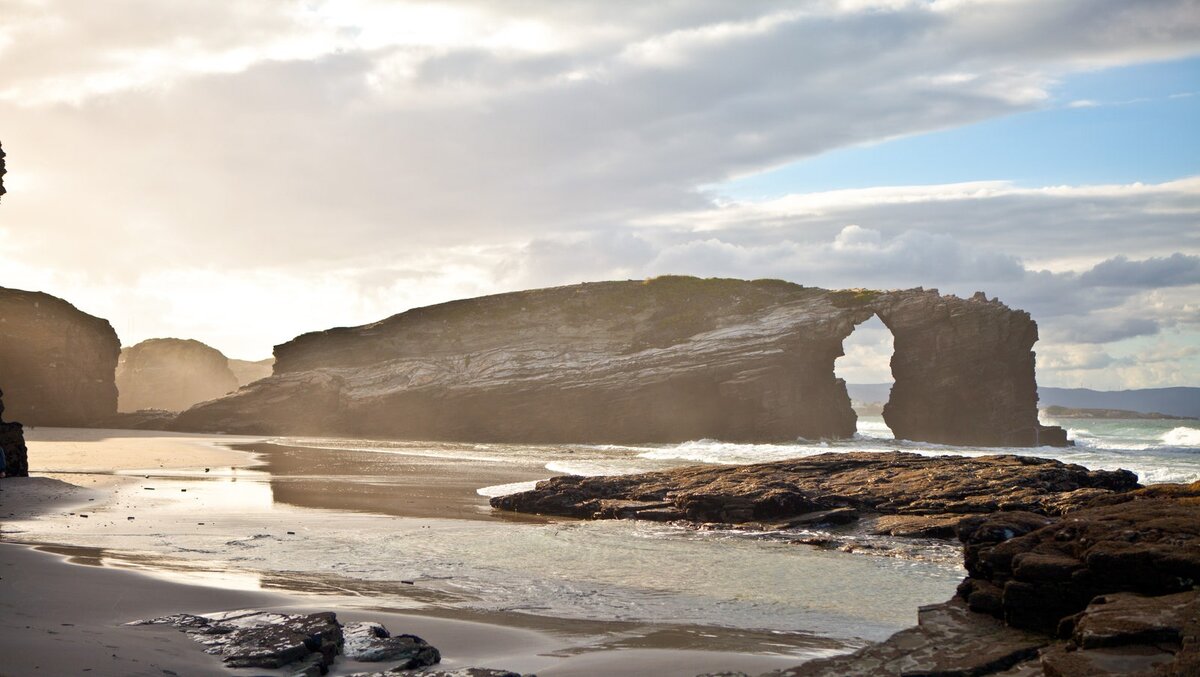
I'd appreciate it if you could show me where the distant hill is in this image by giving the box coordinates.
[846,383,893,405]
[848,384,1200,419]
[1038,387,1200,420]
[1040,405,1196,421]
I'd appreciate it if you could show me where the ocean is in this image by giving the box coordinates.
[7,414,1198,661]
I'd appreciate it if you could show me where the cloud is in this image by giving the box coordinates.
[3,0,1199,274]
[0,0,1197,387]
[1079,253,1200,288]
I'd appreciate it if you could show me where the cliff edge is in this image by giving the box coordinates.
[0,287,121,426]
[172,277,1066,447]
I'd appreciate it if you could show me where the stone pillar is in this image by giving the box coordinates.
[0,388,29,477]
[874,289,1069,447]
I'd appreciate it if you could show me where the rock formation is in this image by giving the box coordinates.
[0,286,121,426]
[877,290,1068,447]
[228,357,274,387]
[133,610,531,676]
[698,479,1200,677]
[172,278,1067,446]
[0,387,28,477]
[116,338,239,412]
[0,140,6,201]
[794,488,1200,676]
[490,451,1137,531]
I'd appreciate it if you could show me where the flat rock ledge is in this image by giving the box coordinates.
[490,451,1139,536]
[130,609,531,676]
[699,481,1200,677]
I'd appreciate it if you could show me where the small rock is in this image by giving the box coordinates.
[343,622,440,667]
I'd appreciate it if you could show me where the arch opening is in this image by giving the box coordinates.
[835,313,896,440]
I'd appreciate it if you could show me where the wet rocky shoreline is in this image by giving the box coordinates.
[492,451,1200,676]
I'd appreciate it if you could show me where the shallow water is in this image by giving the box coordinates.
[6,415,1197,658]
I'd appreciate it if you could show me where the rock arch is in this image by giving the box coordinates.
[173,278,1069,447]
[864,290,1068,447]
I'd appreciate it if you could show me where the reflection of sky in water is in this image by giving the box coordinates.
[109,555,266,591]
[109,468,276,513]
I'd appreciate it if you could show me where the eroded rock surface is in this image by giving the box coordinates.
[116,338,239,412]
[0,286,120,426]
[958,487,1200,635]
[342,621,441,666]
[717,482,1200,677]
[491,452,1137,530]
[0,387,28,477]
[131,609,444,674]
[172,278,1066,446]
[766,598,1050,677]
[132,610,343,671]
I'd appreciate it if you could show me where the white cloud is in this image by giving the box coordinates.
[0,0,1197,387]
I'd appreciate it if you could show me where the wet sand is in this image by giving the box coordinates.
[244,440,556,522]
[0,429,830,676]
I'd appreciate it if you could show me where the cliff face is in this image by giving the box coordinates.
[228,357,274,387]
[878,290,1068,447]
[0,388,28,477]
[116,338,240,412]
[172,278,1067,446]
[175,278,865,441]
[0,287,121,426]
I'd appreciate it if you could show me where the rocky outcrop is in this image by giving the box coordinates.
[132,610,347,672]
[878,290,1068,447]
[957,484,1200,636]
[0,287,121,426]
[132,610,529,676]
[116,338,239,412]
[0,387,28,477]
[715,482,1200,677]
[490,451,1136,529]
[229,357,274,387]
[0,140,6,201]
[172,278,1067,446]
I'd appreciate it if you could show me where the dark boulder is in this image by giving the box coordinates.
[0,387,27,477]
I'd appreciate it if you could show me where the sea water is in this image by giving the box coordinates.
[8,415,1197,652]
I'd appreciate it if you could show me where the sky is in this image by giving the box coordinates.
[0,0,1197,389]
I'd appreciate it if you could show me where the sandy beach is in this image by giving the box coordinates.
[0,428,842,676]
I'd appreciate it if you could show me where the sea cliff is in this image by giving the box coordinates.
[0,286,121,427]
[173,277,1067,447]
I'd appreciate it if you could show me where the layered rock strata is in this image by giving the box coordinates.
[490,451,1137,529]
[0,286,121,426]
[173,278,1067,446]
[0,387,28,477]
[699,480,1200,677]
[116,338,239,412]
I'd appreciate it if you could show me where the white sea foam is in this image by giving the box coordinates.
[1163,426,1200,447]
[476,479,544,497]
[544,460,644,476]
[636,439,827,465]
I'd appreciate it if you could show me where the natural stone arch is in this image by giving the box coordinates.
[834,312,896,436]
[868,290,1067,447]
[173,279,1068,447]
